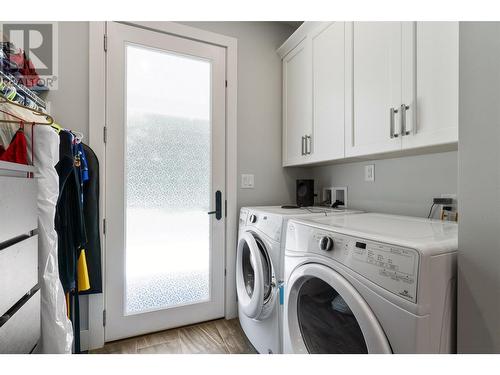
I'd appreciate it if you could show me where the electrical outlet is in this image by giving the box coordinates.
[333,187,347,208]
[241,174,254,189]
[364,164,375,182]
[323,186,348,207]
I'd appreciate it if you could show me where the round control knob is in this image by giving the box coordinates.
[249,214,257,224]
[319,236,334,251]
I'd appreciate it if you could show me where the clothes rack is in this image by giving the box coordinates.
[0,95,54,126]
[0,70,47,109]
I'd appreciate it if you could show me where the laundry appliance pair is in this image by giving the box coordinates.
[237,207,458,354]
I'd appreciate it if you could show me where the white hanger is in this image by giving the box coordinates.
[72,131,84,144]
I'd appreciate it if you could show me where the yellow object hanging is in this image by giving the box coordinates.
[51,122,63,133]
[65,292,70,317]
[77,249,91,292]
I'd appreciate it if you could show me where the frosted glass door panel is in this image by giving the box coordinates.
[106,22,225,341]
[125,45,211,315]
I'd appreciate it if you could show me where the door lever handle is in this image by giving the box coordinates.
[207,190,222,220]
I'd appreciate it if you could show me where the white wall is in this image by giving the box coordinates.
[310,151,458,218]
[46,22,89,137]
[457,22,500,353]
[181,22,308,209]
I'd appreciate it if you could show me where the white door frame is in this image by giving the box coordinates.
[88,21,238,350]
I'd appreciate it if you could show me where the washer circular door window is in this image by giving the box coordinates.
[236,232,274,320]
[286,263,391,354]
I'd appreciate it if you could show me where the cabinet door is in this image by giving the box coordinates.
[402,22,459,149]
[345,22,403,157]
[310,22,345,162]
[283,38,312,166]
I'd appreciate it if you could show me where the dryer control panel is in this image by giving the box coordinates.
[313,232,418,302]
[287,222,419,303]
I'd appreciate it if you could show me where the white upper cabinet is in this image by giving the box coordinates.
[310,22,345,162]
[402,22,459,149]
[278,21,459,166]
[280,22,345,166]
[345,22,404,157]
[282,37,313,166]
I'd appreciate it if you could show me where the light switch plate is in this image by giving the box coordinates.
[364,164,375,182]
[241,174,255,189]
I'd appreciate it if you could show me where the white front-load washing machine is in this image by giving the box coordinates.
[283,213,458,354]
[236,206,362,354]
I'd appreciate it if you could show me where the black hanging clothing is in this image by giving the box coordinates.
[79,143,102,295]
[55,131,87,293]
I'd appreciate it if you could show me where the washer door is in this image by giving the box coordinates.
[286,263,392,354]
[236,232,273,319]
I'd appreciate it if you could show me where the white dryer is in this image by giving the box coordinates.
[236,206,361,354]
[283,213,458,354]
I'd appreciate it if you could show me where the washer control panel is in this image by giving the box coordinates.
[245,211,283,242]
[309,231,419,302]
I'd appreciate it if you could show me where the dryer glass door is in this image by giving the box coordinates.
[242,236,272,302]
[298,277,367,353]
[286,263,391,354]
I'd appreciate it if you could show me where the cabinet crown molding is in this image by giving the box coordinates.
[277,22,327,58]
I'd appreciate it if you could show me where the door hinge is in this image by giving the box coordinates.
[103,309,106,327]
[103,126,107,143]
[103,218,106,235]
[104,34,108,52]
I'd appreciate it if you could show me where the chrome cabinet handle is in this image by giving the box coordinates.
[390,107,399,138]
[301,136,305,155]
[305,135,311,155]
[400,104,410,135]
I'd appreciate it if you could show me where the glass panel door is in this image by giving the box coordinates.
[125,45,211,315]
[105,22,226,342]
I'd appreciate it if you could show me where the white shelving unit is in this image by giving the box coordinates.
[0,161,40,354]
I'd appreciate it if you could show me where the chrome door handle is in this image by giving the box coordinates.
[301,136,305,155]
[400,104,410,135]
[390,107,399,138]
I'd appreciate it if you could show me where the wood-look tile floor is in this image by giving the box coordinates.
[90,319,257,354]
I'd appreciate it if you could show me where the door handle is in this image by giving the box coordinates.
[400,104,410,135]
[207,190,222,220]
[301,136,305,155]
[390,107,399,138]
[305,135,312,155]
